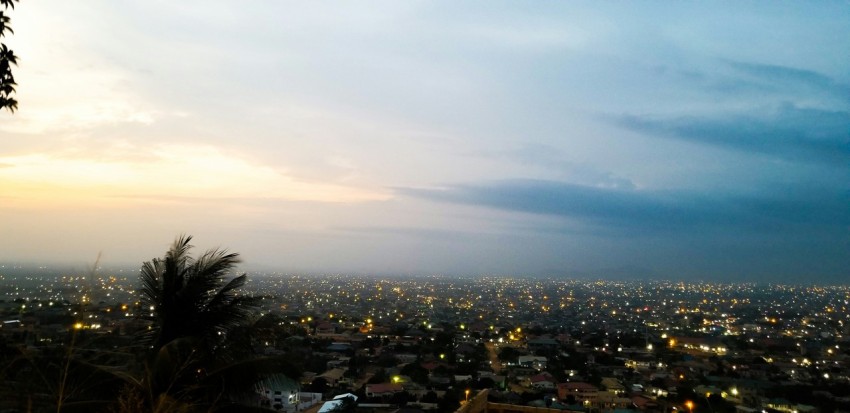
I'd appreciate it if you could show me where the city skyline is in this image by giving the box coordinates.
[1,2,849,281]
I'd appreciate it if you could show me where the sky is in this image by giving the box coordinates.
[1,2,848,282]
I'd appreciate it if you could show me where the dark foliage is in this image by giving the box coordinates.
[400,361,430,385]
[0,0,18,112]
[0,342,129,412]
[125,235,299,411]
[437,388,460,413]
[138,235,261,358]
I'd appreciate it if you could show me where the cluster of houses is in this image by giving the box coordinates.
[243,314,850,413]
[4,277,850,413]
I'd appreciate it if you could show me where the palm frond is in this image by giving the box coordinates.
[166,234,194,281]
[192,248,241,281]
[139,260,164,307]
[137,235,265,406]
[203,356,302,390]
[204,274,249,313]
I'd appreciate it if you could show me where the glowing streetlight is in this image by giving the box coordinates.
[685,400,694,413]
[465,389,471,402]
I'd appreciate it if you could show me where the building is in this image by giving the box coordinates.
[366,383,405,398]
[256,375,300,412]
[517,356,548,371]
[318,393,358,413]
[557,382,598,404]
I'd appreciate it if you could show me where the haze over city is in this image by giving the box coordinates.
[1,2,848,282]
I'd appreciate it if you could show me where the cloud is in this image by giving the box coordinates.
[333,226,480,241]
[725,61,850,104]
[613,103,850,165]
[1,3,161,135]
[472,143,637,189]
[608,62,850,167]
[0,144,389,208]
[398,179,850,234]
[464,22,589,52]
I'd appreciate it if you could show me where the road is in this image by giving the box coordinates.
[485,342,502,374]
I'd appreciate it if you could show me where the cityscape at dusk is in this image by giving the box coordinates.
[1,1,850,413]
[3,266,850,412]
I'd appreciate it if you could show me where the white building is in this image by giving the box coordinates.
[256,375,300,412]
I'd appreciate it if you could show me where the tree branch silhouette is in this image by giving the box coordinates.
[0,0,19,113]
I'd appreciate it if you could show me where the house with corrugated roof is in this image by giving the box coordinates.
[365,383,404,398]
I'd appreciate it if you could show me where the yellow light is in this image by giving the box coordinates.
[73,322,84,330]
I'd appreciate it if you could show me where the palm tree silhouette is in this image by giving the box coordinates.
[136,235,269,407]
[139,234,259,355]
[1,236,298,412]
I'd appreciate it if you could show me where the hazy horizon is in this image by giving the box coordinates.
[2,260,849,287]
[1,2,848,282]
